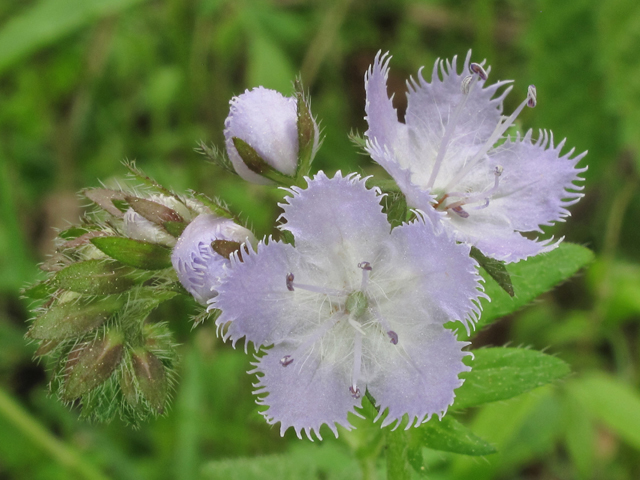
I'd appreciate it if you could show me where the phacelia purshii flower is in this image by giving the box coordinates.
[211,172,484,439]
[224,86,321,184]
[364,51,587,262]
[171,214,256,305]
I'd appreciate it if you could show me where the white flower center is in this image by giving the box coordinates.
[281,261,398,399]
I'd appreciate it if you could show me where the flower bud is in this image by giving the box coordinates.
[62,330,124,400]
[123,195,203,247]
[131,348,167,414]
[224,86,320,184]
[171,214,256,305]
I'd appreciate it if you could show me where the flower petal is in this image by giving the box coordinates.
[279,171,390,258]
[487,130,587,232]
[367,325,470,428]
[212,240,319,349]
[383,216,484,331]
[252,342,360,439]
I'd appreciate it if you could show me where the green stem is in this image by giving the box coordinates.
[386,427,412,480]
[0,387,109,480]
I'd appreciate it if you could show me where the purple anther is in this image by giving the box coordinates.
[451,206,470,218]
[461,75,474,94]
[358,261,372,271]
[280,355,294,367]
[349,385,361,399]
[527,85,537,108]
[494,165,503,176]
[469,62,488,81]
[286,273,295,291]
[387,330,399,345]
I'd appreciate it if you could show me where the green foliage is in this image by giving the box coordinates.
[454,348,570,410]
[410,415,497,457]
[457,243,594,340]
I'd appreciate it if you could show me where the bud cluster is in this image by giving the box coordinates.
[24,163,249,424]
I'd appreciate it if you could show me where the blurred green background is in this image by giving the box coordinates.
[1,0,640,478]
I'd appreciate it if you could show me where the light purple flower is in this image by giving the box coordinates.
[225,86,320,184]
[172,214,256,305]
[211,172,483,439]
[364,52,587,262]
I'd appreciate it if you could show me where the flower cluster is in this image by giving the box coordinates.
[166,51,585,438]
[28,50,586,435]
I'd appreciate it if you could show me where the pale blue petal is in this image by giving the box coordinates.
[367,325,470,428]
[252,343,360,440]
[279,171,390,258]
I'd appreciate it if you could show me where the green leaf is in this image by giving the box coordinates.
[91,237,172,270]
[452,348,570,410]
[58,226,90,241]
[568,373,640,450]
[21,281,53,300]
[52,260,135,294]
[458,243,594,339]
[0,0,148,76]
[191,191,236,220]
[411,415,497,456]
[163,221,186,237]
[470,246,513,297]
[29,295,125,341]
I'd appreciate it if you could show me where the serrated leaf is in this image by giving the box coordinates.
[52,259,135,294]
[29,295,125,340]
[458,243,594,339]
[568,373,640,450]
[410,415,497,456]
[91,237,172,270]
[452,348,570,410]
[470,246,514,297]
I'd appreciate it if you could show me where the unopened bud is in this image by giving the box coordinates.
[224,86,319,184]
[172,214,256,305]
[123,194,195,247]
[62,330,124,400]
[131,348,168,414]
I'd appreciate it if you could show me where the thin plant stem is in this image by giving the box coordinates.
[0,387,109,480]
[385,426,412,480]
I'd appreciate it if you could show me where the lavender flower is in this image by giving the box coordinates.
[211,172,483,439]
[171,214,256,305]
[364,52,587,262]
[225,86,320,184]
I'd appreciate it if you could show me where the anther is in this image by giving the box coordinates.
[452,206,470,218]
[280,355,293,367]
[387,330,399,345]
[527,85,537,108]
[461,75,474,94]
[469,62,488,81]
[286,273,295,291]
[358,262,372,271]
[495,165,503,176]
[349,385,361,399]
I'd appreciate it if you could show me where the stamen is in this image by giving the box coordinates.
[351,331,363,399]
[285,272,347,296]
[358,261,372,290]
[469,62,488,81]
[425,73,479,190]
[461,75,473,94]
[280,355,293,367]
[279,314,343,367]
[445,165,504,214]
[444,86,533,192]
[451,206,469,218]
[527,85,537,108]
[371,309,399,345]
